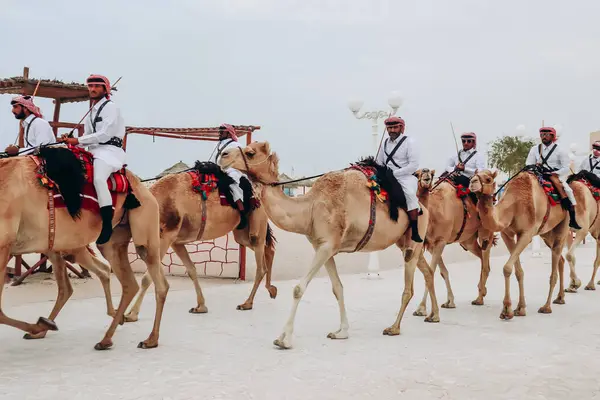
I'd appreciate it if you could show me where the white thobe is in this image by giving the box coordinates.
[445,148,486,178]
[525,142,576,205]
[214,138,246,203]
[79,98,126,208]
[375,133,420,210]
[20,114,55,151]
[578,155,600,178]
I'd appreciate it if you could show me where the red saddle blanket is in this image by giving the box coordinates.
[528,172,560,206]
[32,146,130,213]
[350,165,389,202]
[577,178,600,201]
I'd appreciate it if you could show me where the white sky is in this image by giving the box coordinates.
[2,0,600,179]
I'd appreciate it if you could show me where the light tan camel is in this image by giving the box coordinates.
[0,151,169,350]
[562,177,600,291]
[412,169,493,316]
[125,170,277,321]
[469,169,569,319]
[218,142,438,350]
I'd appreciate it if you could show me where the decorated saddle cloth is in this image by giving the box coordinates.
[446,174,474,200]
[525,168,561,206]
[349,156,407,222]
[187,161,259,210]
[32,145,130,214]
[567,170,600,201]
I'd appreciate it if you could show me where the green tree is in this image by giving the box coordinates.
[487,135,537,176]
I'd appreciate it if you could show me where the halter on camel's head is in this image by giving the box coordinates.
[218,141,277,184]
[469,169,498,196]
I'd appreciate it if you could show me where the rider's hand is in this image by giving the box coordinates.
[456,163,465,171]
[4,145,19,156]
[58,136,79,145]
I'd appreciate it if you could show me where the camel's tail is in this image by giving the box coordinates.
[491,234,499,247]
[265,223,277,250]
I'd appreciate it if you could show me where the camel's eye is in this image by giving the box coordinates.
[245,151,255,158]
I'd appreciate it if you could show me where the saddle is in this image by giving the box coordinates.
[567,170,600,201]
[443,173,477,204]
[350,156,408,222]
[524,166,562,207]
[188,161,260,228]
[33,146,136,217]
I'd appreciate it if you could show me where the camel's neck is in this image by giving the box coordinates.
[417,185,430,208]
[476,193,512,232]
[260,183,312,235]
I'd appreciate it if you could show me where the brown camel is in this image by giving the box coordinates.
[124,167,277,322]
[412,169,493,316]
[469,169,569,319]
[562,176,600,291]
[218,141,438,350]
[0,149,169,350]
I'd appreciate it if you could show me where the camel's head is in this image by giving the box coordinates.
[469,169,498,195]
[416,168,435,190]
[218,141,279,182]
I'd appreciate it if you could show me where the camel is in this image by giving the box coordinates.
[561,172,600,291]
[124,163,277,321]
[218,141,439,350]
[0,147,169,350]
[469,169,569,319]
[412,169,493,316]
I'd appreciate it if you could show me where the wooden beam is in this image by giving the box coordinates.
[52,100,61,137]
[23,66,29,80]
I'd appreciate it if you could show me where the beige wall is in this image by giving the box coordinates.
[590,131,600,149]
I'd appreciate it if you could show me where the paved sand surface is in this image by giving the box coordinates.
[1,236,599,399]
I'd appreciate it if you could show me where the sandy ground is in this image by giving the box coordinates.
[1,232,600,399]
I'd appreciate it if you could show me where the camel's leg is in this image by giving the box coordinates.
[94,241,139,350]
[0,246,58,335]
[170,243,208,314]
[437,258,455,309]
[273,245,334,350]
[237,244,267,311]
[384,244,437,335]
[264,242,277,299]
[412,253,431,317]
[71,248,116,317]
[553,255,566,305]
[324,257,349,340]
[134,242,169,349]
[565,228,586,292]
[586,239,600,290]
[539,241,561,313]
[462,235,490,306]
[23,253,73,340]
[125,237,171,322]
[499,232,532,319]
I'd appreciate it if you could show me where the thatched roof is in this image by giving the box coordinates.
[0,76,90,103]
[157,161,191,178]
[126,125,260,142]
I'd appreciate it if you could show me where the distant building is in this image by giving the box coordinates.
[278,172,314,197]
[590,131,600,148]
[143,160,191,187]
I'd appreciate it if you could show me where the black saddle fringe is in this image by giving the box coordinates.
[192,161,256,212]
[124,191,141,210]
[353,156,408,221]
[38,147,86,219]
[567,170,600,189]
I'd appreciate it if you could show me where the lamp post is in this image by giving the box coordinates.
[347,91,404,278]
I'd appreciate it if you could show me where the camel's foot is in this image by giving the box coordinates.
[236,303,253,311]
[571,279,582,290]
[499,306,514,320]
[538,305,552,314]
[189,305,208,314]
[23,331,48,340]
[80,269,92,278]
[424,314,440,323]
[273,333,293,349]
[553,297,566,305]
[94,339,113,351]
[107,309,118,318]
[565,287,578,293]
[441,301,456,309]
[471,298,484,306]
[585,283,596,291]
[326,329,349,340]
[137,337,159,349]
[37,317,58,332]
[382,326,400,336]
[124,312,139,323]
[514,306,527,317]
[412,306,427,317]
[267,285,278,299]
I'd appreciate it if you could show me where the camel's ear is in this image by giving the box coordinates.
[490,169,498,179]
[261,142,271,155]
[414,169,421,178]
[431,169,436,178]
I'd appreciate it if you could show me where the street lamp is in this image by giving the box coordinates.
[347,91,404,278]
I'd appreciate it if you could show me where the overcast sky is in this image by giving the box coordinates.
[2,0,600,179]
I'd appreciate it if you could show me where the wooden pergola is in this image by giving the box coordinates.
[1,66,260,283]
